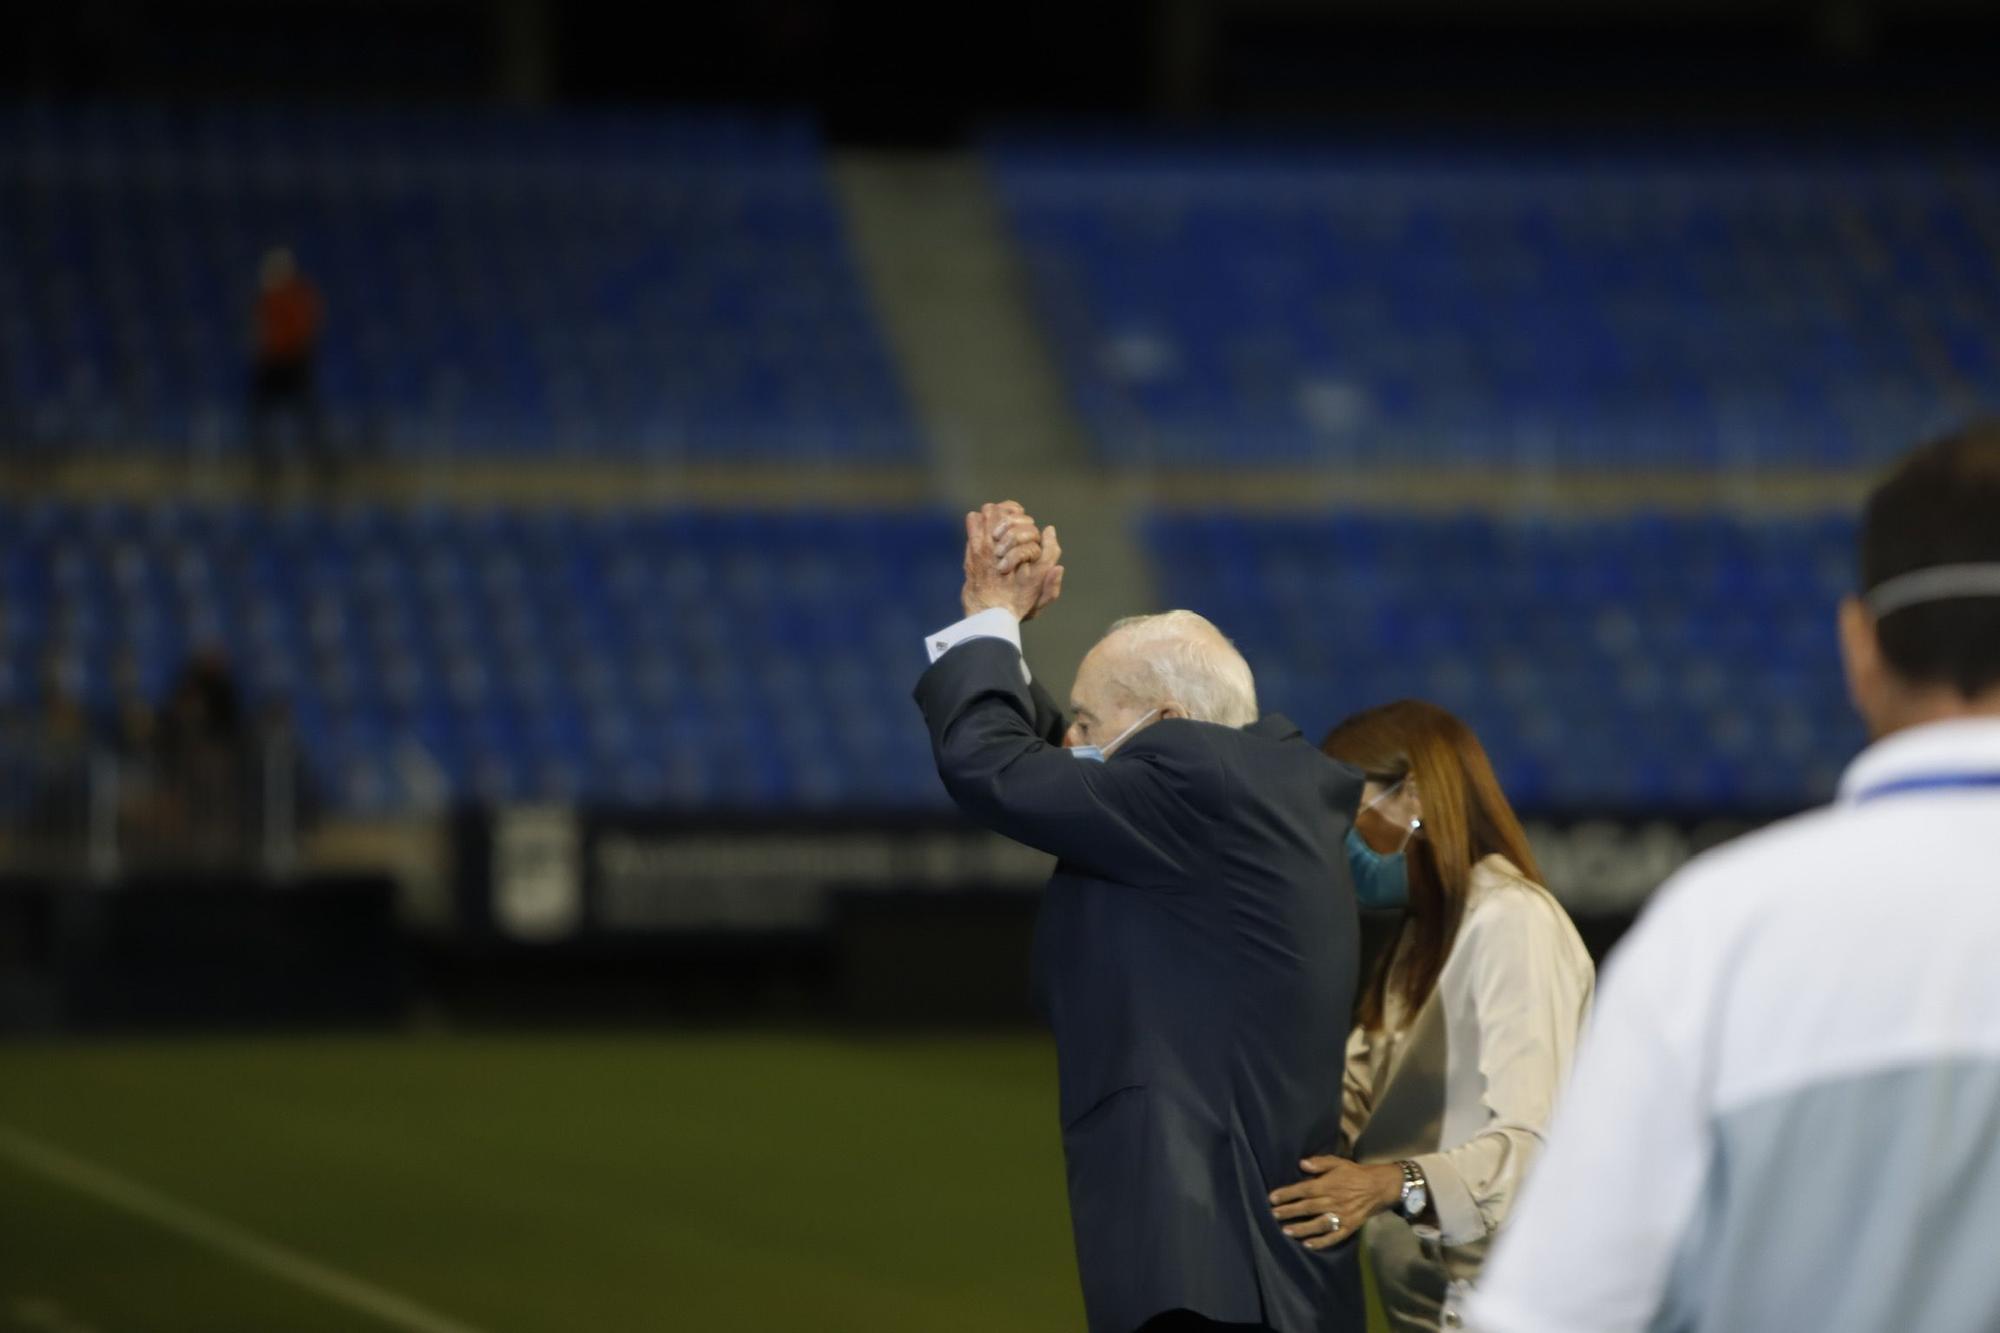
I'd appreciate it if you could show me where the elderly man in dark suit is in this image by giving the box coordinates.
[914,503,1365,1333]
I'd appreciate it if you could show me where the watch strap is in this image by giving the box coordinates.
[1396,1159,1426,1216]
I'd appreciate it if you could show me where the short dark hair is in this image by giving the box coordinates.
[1860,422,2000,698]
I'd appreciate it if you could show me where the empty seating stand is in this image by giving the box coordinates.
[1145,508,1868,813]
[0,501,962,813]
[0,105,919,463]
[0,499,1872,819]
[991,133,2000,469]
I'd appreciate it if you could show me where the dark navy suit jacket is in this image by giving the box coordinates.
[916,637,1364,1333]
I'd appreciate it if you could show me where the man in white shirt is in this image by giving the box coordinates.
[1468,424,2000,1333]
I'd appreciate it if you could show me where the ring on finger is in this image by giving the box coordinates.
[1324,1213,1341,1236]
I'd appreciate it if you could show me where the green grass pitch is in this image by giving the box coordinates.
[0,1033,1084,1332]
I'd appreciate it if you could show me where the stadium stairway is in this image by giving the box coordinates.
[835,151,1156,703]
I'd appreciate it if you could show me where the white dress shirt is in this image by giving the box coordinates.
[1343,855,1595,1330]
[1468,717,2000,1333]
[925,606,1031,682]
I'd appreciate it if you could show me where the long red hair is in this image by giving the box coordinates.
[1323,700,1541,1030]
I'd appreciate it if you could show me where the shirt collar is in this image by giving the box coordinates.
[1835,717,2000,805]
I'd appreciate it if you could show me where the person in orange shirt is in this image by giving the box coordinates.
[248,246,326,483]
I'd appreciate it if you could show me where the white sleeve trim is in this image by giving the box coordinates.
[924,607,1031,683]
[1462,1289,1607,1333]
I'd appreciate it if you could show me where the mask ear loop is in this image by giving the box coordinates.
[1363,776,1423,851]
[1098,708,1160,760]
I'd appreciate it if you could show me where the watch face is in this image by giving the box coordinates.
[1404,1183,1428,1217]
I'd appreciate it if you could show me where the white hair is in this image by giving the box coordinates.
[1100,610,1259,728]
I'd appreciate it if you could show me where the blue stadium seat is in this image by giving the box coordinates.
[0,105,919,463]
[988,134,2000,469]
[1144,508,1869,812]
[0,490,1878,816]
[0,499,965,814]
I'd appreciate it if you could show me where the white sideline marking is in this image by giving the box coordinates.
[0,1123,489,1333]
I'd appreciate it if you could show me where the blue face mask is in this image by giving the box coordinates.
[1346,827,1410,909]
[1070,709,1160,763]
[1345,780,1421,909]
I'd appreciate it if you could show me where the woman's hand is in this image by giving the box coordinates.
[1269,1157,1405,1251]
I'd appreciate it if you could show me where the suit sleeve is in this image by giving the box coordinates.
[914,638,1197,883]
[1026,675,1067,746]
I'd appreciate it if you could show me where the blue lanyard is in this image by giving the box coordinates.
[1854,772,2000,803]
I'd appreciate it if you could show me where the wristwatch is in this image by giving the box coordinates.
[1395,1160,1429,1219]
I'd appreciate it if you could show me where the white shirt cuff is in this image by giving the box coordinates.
[925,607,1031,683]
[1410,1151,1486,1247]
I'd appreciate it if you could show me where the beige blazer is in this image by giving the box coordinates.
[1341,854,1594,1331]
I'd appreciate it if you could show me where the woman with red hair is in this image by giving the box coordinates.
[1268,700,1594,1331]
